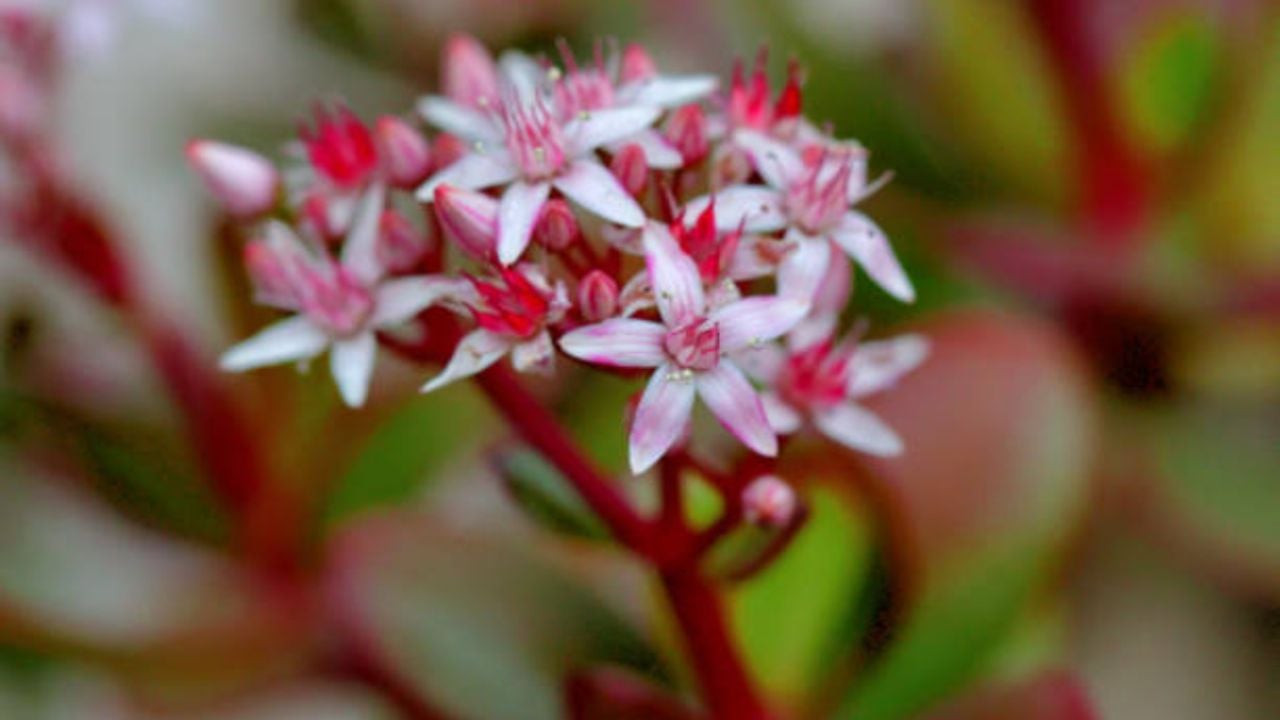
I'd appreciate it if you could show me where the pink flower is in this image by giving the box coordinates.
[185,140,280,219]
[743,321,928,456]
[559,223,809,473]
[220,187,460,407]
[742,475,797,527]
[689,129,913,303]
[421,265,569,392]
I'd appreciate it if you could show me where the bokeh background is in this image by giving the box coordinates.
[1,0,1278,718]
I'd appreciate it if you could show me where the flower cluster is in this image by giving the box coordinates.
[189,35,928,476]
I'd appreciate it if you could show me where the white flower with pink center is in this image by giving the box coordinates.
[559,223,809,474]
[219,187,459,407]
[743,320,928,456]
[689,129,914,304]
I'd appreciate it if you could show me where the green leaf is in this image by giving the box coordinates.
[729,489,874,702]
[1119,11,1218,155]
[320,384,492,529]
[328,515,667,720]
[498,450,610,540]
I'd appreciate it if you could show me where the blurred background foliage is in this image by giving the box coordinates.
[0,0,1278,718]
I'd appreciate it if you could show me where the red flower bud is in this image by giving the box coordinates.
[577,270,619,322]
[375,116,431,189]
[533,199,579,251]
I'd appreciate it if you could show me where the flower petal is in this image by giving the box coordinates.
[629,364,697,474]
[696,361,777,457]
[372,276,469,327]
[220,316,328,372]
[776,232,832,304]
[643,223,705,326]
[511,329,555,374]
[497,180,551,265]
[339,184,387,285]
[565,106,661,154]
[733,129,803,190]
[712,296,809,354]
[685,186,787,234]
[330,332,377,407]
[558,318,667,368]
[416,150,518,201]
[610,129,682,169]
[416,96,501,143]
[847,334,930,398]
[762,391,803,434]
[621,74,718,108]
[813,401,903,456]
[421,329,511,393]
[830,211,915,302]
[553,160,645,228]
[498,50,545,104]
[734,342,787,383]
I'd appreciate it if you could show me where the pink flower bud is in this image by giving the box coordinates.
[577,270,618,322]
[610,143,649,198]
[378,209,431,274]
[375,116,431,189]
[433,184,497,262]
[742,475,796,528]
[243,238,299,308]
[620,43,657,84]
[185,140,280,219]
[533,199,578,251]
[664,105,708,166]
[443,33,500,109]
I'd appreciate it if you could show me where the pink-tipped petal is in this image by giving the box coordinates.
[643,223,705,326]
[777,233,832,304]
[340,184,387,285]
[685,186,787,234]
[629,364,697,474]
[565,106,661,155]
[553,160,645,228]
[733,129,803,190]
[830,211,915,303]
[712,296,809,354]
[814,401,903,456]
[220,316,328,371]
[620,43,658,83]
[812,240,853,315]
[185,140,279,219]
[416,151,517,200]
[416,96,500,142]
[497,180,551,265]
[421,329,510,393]
[372,276,468,327]
[696,361,777,457]
[559,319,667,368]
[847,334,930,398]
[330,332,377,407]
[442,33,500,109]
[615,129,682,170]
[761,392,803,434]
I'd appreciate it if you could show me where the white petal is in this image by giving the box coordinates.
[847,335,930,398]
[711,297,809,354]
[416,151,518,200]
[330,332,377,408]
[762,392,803,434]
[814,402,903,456]
[220,316,328,372]
[734,129,803,190]
[565,106,661,155]
[511,330,555,374]
[788,313,839,353]
[629,364,697,474]
[372,276,469,327]
[733,342,787,383]
[685,186,788,234]
[497,180,551,265]
[621,74,718,108]
[643,223,705,326]
[553,160,645,228]
[728,235,788,281]
[339,184,387,285]
[558,318,667,368]
[830,212,915,303]
[498,50,545,103]
[416,96,501,143]
[421,329,511,393]
[609,129,682,169]
[696,361,777,457]
[777,232,832,304]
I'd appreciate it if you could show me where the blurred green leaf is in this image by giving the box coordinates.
[329,515,667,720]
[730,489,873,703]
[498,449,610,540]
[1118,11,1218,155]
[320,384,491,530]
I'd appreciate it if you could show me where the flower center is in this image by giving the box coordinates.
[554,68,614,121]
[299,263,375,337]
[302,105,379,189]
[777,340,850,410]
[664,317,721,371]
[783,149,857,235]
[501,98,567,180]
[470,268,552,340]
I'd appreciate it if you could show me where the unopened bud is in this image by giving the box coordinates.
[443,33,500,109]
[620,43,657,84]
[185,140,280,219]
[533,199,578,251]
[577,270,618,322]
[665,105,708,165]
[378,209,431,274]
[610,144,649,197]
[433,184,497,262]
[375,116,431,189]
[742,475,797,528]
